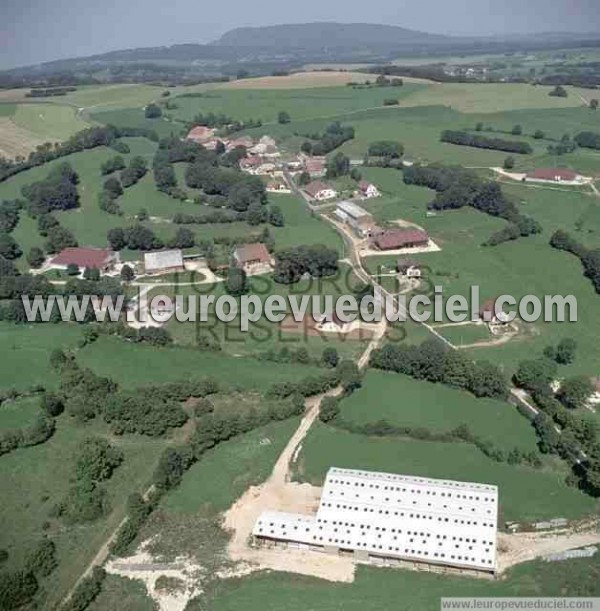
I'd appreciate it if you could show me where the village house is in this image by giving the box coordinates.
[335,201,375,237]
[226,136,254,151]
[524,168,582,184]
[49,247,118,274]
[239,156,263,173]
[266,180,290,193]
[250,135,279,157]
[304,180,338,202]
[479,298,511,325]
[396,259,422,278]
[371,229,429,251]
[143,249,185,275]
[203,138,225,151]
[357,181,380,199]
[232,243,273,274]
[185,125,216,144]
[303,156,326,177]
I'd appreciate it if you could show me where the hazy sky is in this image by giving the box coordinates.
[2,0,599,69]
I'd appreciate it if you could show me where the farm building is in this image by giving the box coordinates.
[266,180,290,193]
[525,168,582,184]
[49,247,117,273]
[250,136,279,157]
[397,259,422,278]
[372,229,429,251]
[253,467,498,575]
[479,298,511,325]
[358,181,380,199]
[185,125,216,144]
[335,201,375,237]
[304,181,338,201]
[143,249,185,275]
[233,243,273,274]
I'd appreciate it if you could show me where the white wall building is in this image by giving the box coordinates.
[253,467,498,574]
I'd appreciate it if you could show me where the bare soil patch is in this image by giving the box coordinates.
[217,71,374,90]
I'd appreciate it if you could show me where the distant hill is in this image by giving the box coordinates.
[214,22,455,50]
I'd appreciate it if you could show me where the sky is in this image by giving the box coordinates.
[2,0,600,69]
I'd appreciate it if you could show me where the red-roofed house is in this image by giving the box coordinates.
[372,229,429,251]
[479,297,511,325]
[186,126,216,144]
[525,168,581,184]
[303,181,337,201]
[358,181,380,199]
[49,248,117,273]
[304,157,326,177]
[239,156,263,173]
[232,243,273,274]
[227,136,254,151]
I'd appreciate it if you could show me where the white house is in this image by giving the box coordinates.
[303,180,337,201]
[358,181,380,199]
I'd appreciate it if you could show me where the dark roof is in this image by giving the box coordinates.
[234,243,271,264]
[526,168,578,181]
[396,258,421,271]
[373,229,429,250]
[304,180,333,197]
[51,247,114,269]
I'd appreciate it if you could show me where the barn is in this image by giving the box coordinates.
[49,247,117,273]
[372,229,429,251]
[253,467,498,575]
[143,249,185,275]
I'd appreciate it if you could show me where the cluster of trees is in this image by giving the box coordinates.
[100,156,126,176]
[0,200,21,234]
[404,164,541,245]
[325,152,351,178]
[107,224,162,251]
[370,339,509,399]
[574,131,600,150]
[185,159,266,213]
[120,156,148,188]
[367,140,404,159]
[26,86,77,97]
[111,387,306,558]
[258,346,340,368]
[98,175,124,215]
[548,85,568,97]
[512,353,600,495]
[273,244,338,284]
[550,230,600,294]
[0,124,158,184]
[21,163,80,216]
[547,134,577,156]
[173,210,239,224]
[374,75,404,87]
[61,567,106,611]
[277,111,291,124]
[440,130,533,154]
[300,122,355,156]
[266,370,341,400]
[144,103,162,118]
[37,212,78,254]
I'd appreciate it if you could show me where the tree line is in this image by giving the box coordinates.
[550,230,600,294]
[403,164,541,245]
[299,122,355,156]
[440,130,533,154]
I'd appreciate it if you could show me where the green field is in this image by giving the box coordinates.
[11,103,89,141]
[340,371,538,451]
[296,422,596,523]
[77,335,324,389]
[0,323,83,390]
[196,556,600,611]
[167,84,423,124]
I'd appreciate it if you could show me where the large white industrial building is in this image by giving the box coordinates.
[253,467,498,574]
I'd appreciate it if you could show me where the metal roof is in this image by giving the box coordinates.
[253,467,498,572]
[144,249,184,272]
[336,200,371,220]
